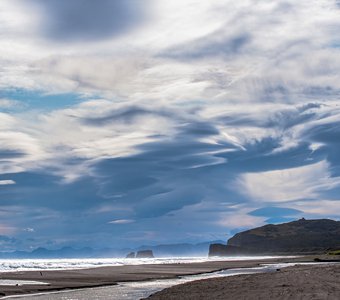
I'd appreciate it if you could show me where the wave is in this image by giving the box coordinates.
[0,256,285,272]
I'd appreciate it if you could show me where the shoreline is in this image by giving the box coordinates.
[0,255,336,298]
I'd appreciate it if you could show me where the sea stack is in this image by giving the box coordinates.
[136,250,154,258]
[126,252,135,258]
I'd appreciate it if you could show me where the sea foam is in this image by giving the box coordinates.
[0,256,283,272]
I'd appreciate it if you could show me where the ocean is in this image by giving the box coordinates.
[0,256,281,272]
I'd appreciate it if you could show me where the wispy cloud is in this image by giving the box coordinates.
[237,161,340,202]
[108,219,135,225]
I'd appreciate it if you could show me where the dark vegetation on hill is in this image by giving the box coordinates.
[209,218,340,256]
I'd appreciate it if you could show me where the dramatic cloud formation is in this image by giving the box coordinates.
[0,0,339,250]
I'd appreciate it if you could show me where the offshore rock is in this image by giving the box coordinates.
[126,252,135,258]
[136,250,154,258]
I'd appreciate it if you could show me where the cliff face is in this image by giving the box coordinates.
[209,218,340,256]
[208,244,252,256]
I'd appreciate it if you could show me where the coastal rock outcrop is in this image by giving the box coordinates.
[126,252,135,258]
[136,250,154,258]
[209,218,340,256]
[208,244,250,256]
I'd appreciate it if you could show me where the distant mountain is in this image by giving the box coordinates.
[0,240,223,258]
[0,247,122,259]
[209,218,340,256]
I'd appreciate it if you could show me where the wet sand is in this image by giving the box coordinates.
[0,256,334,298]
[146,263,340,300]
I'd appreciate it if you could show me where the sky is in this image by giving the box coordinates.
[0,0,340,251]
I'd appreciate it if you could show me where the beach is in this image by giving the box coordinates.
[0,255,336,298]
[146,263,340,300]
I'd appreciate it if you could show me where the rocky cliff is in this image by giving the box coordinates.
[136,250,154,258]
[209,218,340,256]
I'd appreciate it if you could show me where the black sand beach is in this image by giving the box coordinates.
[0,256,337,298]
[146,263,340,300]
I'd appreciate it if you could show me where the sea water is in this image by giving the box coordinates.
[0,256,284,272]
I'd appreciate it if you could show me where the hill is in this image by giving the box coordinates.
[209,218,340,256]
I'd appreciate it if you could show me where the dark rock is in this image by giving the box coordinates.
[136,250,154,258]
[126,252,135,258]
[135,241,223,257]
[208,244,251,256]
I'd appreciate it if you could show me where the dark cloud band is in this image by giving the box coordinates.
[32,0,148,42]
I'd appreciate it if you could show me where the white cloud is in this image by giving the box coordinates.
[0,98,24,109]
[0,98,181,181]
[237,161,340,202]
[0,0,339,105]
[291,200,340,217]
[108,219,135,225]
[0,180,15,185]
[219,213,266,229]
[217,205,266,229]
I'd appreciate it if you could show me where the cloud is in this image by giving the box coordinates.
[0,180,15,185]
[248,206,303,223]
[28,0,150,42]
[108,219,135,225]
[237,160,340,202]
[249,206,302,218]
[291,200,340,218]
[1,0,339,104]
[0,98,25,110]
[218,206,266,230]
[163,30,251,60]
